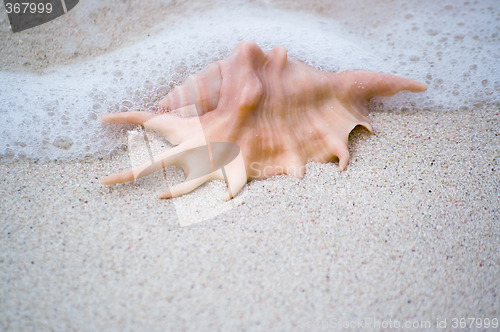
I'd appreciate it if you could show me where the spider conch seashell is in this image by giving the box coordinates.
[101,42,427,199]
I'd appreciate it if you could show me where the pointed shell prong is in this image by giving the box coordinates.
[100,111,156,125]
[142,108,201,145]
[159,172,216,199]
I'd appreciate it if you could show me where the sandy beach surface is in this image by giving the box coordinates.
[1,1,499,331]
[1,108,498,330]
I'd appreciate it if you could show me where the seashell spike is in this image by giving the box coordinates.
[101,41,427,199]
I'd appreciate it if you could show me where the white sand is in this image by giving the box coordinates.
[1,108,498,330]
[1,0,499,331]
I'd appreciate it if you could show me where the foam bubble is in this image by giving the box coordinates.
[0,0,498,161]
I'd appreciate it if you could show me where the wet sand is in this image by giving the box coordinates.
[1,1,499,330]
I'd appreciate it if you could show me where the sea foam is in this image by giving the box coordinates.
[0,0,498,161]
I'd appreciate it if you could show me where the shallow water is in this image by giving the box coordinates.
[0,0,498,161]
